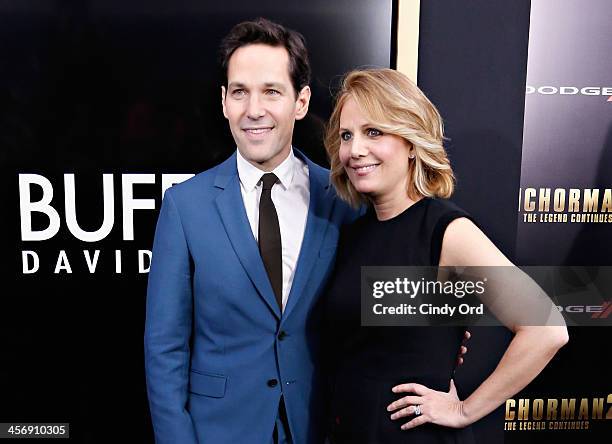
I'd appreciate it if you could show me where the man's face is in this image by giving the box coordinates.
[222,44,311,171]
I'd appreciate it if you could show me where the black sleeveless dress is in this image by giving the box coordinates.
[323,197,477,444]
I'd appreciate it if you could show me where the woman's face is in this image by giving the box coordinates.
[338,96,412,201]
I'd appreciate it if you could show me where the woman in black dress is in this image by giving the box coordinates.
[322,69,568,443]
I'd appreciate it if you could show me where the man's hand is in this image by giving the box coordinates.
[456,330,471,366]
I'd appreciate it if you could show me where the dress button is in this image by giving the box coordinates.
[278,330,287,340]
[267,379,278,388]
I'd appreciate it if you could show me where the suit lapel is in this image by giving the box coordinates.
[282,152,335,322]
[214,154,281,319]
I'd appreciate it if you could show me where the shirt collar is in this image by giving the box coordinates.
[236,148,296,192]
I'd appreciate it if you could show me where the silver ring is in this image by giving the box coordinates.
[414,405,422,416]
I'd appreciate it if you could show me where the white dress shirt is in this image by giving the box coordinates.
[236,148,310,311]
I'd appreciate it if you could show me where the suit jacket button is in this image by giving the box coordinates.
[267,379,278,388]
[278,330,287,340]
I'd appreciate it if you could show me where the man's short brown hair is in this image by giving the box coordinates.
[219,17,311,96]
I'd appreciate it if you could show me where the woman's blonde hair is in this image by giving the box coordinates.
[324,68,455,207]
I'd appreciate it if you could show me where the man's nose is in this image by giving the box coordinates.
[246,94,265,119]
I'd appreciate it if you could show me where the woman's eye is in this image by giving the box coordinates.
[340,131,352,142]
[366,128,382,137]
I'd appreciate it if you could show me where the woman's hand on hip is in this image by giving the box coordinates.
[386,380,471,430]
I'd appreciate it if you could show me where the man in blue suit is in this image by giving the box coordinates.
[145,18,357,444]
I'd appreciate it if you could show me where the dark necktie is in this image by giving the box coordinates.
[258,173,283,310]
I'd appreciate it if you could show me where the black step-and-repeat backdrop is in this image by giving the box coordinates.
[418,0,611,442]
[512,0,611,441]
[3,0,610,442]
[417,2,529,442]
[2,1,393,442]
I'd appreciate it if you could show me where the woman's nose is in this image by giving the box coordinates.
[350,136,369,157]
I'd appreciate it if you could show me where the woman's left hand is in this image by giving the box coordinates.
[387,380,470,430]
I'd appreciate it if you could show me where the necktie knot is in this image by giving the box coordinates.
[260,173,279,191]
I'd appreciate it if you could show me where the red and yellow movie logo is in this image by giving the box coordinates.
[504,394,612,431]
[519,188,612,224]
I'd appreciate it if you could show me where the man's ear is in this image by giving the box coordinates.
[295,85,311,121]
[221,86,228,119]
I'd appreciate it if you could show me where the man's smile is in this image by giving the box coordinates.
[242,126,274,141]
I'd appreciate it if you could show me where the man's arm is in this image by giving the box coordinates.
[144,189,198,444]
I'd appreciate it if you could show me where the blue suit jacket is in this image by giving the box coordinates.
[145,150,359,444]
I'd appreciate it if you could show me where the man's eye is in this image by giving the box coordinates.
[231,89,245,97]
[340,131,352,142]
[266,89,280,95]
[366,128,382,137]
